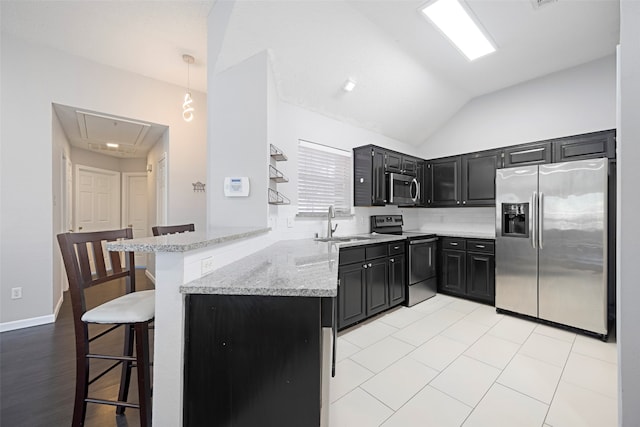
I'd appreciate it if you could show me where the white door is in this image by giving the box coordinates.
[76,165,121,232]
[123,173,148,267]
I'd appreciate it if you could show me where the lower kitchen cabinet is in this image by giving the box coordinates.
[389,254,406,305]
[184,294,327,427]
[338,262,367,327]
[366,259,389,316]
[338,241,406,330]
[442,249,466,295]
[439,237,495,304]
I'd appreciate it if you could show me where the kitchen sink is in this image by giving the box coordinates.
[314,236,372,243]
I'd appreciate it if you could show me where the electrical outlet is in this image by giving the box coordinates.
[11,287,22,300]
[201,257,215,276]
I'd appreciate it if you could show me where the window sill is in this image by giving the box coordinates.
[296,213,355,219]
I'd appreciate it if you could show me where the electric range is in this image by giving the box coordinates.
[370,215,438,306]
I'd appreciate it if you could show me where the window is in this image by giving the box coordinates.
[297,140,352,215]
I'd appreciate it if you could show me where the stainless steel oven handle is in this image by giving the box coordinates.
[409,238,438,244]
[388,173,394,203]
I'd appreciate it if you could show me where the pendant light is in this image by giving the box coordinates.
[182,54,195,122]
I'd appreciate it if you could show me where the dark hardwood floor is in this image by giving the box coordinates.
[1,270,154,427]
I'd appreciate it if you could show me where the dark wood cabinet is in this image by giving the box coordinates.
[416,161,430,207]
[387,152,418,176]
[338,262,367,329]
[366,259,389,316]
[338,241,406,330]
[553,129,615,162]
[466,252,495,302]
[502,141,552,167]
[429,156,462,207]
[461,150,501,206]
[389,254,406,306]
[441,247,466,294]
[438,237,495,304]
[184,294,325,427]
[354,146,386,206]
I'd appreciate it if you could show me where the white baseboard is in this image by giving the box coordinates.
[0,314,55,333]
[0,294,65,333]
[145,269,156,285]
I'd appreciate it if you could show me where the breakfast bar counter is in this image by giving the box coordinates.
[106,228,398,426]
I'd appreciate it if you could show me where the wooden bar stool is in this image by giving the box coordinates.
[57,228,154,427]
[151,223,195,236]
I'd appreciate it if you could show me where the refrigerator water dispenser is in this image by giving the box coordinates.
[502,203,529,237]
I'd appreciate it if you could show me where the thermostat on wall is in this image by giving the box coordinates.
[224,177,250,197]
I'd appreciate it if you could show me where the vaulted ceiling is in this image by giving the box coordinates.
[1,0,620,151]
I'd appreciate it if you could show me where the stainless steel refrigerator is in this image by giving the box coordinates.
[495,158,608,336]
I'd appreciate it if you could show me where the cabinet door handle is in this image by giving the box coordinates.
[462,201,466,205]
[476,245,485,249]
[368,263,372,267]
[390,258,395,263]
[450,242,458,246]
[393,246,400,250]
[363,264,368,269]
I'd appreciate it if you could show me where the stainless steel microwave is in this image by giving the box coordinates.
[387,173,419,206]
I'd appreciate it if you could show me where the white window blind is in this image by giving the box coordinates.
[297,140,352,215]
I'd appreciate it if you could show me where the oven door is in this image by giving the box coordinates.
[387,173,419,206]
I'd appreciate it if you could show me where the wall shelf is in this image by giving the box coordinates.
[269,165,289,183]
[268,188,290,205]
[270,144,288,161]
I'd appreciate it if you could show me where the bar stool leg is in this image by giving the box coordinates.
[73,327,90,427]
[116,324,135,415]
[135,322,152,427]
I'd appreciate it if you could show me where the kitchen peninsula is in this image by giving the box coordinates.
[106,228,404,426]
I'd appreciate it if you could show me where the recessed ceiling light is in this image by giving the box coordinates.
[342,79,357,92]
[106,143,119,148]
[420,0,496,61]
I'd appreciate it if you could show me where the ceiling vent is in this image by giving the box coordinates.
[76,110,150,146]
[531,0,557,10]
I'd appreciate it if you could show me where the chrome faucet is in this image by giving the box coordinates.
[327,205,338,238]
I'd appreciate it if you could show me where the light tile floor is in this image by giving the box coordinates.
[330,294,618,427]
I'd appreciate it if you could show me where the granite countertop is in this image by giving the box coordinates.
[411,224,496,239]
[181,234,406,297]
[106,227,270,253]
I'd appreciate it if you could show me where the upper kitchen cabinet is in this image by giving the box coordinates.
[354,146,386,206]
[386,152,418,176]
[502,141,552,168]
[429,156,462,207]
[553,129,616,162]
[416,160,431,207]
[461,149,501,207]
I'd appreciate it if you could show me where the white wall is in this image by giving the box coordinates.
[420,55,617,159]
[207,51,270,229]
[0,34,207,328]
[618,2,640,425]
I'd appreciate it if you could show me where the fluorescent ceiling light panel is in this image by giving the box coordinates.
[421,0,496,61]
[106,143,119,148]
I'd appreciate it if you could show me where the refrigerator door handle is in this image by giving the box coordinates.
[539,192,544,249]
[531,191,537,249]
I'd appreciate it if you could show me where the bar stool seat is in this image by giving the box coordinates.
[82,290,155,324]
